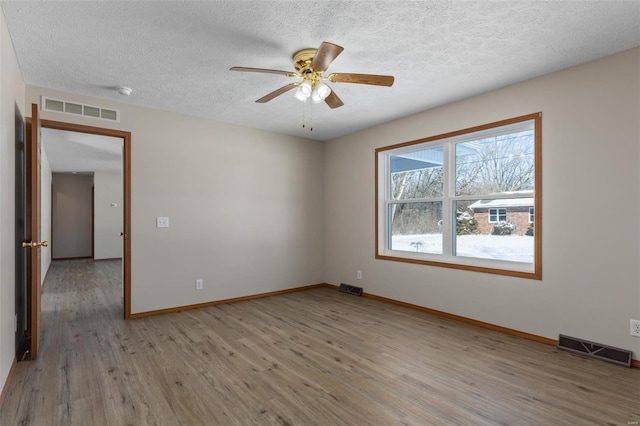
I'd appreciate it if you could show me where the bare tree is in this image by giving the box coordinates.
[456,132,534,195]
[390,130,534,235]
[391,166,442,233]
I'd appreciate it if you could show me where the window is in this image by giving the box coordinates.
[376,113,541,279]
[489,208,506,223]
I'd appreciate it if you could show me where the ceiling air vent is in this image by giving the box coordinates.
[41,97,120,122]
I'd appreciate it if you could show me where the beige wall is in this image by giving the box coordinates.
[0,11,26,400]
[52,173,93,259]
[324,47,640,356]
[94,171,123,260]
[25,86,326,314]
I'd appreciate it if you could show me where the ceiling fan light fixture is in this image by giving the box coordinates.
[294,80,312,102]
[293,87,308,102]
[311,82,331,104]
[311,89,323,104]
[230,41,394,110]
[315,82,331,100]
[300,80,312,95]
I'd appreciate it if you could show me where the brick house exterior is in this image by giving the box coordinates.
[468,197,534,235]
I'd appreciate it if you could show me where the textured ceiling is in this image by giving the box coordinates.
[2,1,640,141]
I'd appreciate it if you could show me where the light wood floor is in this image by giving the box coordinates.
[1,260,639,425]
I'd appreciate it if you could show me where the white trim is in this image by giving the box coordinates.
[488,208,507,223]
[378,247,536,274]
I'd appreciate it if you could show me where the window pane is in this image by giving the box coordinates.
[493,208,507,222]
[389,202,442,254]
[455,130,534,196]
[455,200,534,263]
[390,147,443,199]
[488,208,507,223]
[377,114,540,278]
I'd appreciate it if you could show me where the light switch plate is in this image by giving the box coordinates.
[156,216,169,228]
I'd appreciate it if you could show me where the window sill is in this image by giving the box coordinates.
[375,251,541,280]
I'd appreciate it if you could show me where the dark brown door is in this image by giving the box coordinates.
[24,103,45,360]
[15,105,28,359]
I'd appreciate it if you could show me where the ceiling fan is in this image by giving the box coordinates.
[230,41,394,109]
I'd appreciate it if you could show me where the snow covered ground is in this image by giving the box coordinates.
[392,233,534,263]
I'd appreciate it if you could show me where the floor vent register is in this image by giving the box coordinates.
[557,334,632,367]
[338,283,363,296]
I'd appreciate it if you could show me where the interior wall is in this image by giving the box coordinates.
[51,173,93,259]
[26,86,326,314]
[40,148,52,283]
[0,11,25,402]
[324,47,640,358]
[93,171,122,260]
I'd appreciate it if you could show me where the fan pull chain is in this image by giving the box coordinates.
[301,101,313,132]
[300,101,314,132]
[302,100,306,129]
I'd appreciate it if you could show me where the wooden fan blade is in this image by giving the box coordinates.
[328,73,394,87]
[324,91,344,109]
[230,67,297,77]
[310,42,344,73]
[255,83,299,103]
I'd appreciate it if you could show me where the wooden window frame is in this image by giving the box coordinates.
[375,113,542,280]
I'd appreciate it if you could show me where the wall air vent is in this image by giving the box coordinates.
[41,97,120,122]
[557,334,632,367]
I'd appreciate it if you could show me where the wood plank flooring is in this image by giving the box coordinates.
[1,259,639,425]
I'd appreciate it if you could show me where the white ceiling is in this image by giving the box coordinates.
[2,1,640,142]
[42,128,122,174]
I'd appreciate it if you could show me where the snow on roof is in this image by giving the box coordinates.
[468,198,534,209]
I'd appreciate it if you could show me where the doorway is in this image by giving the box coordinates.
[40,119,132,320]
[19,105,132,362]
[46,130,121,262]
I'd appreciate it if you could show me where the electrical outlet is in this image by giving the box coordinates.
[195,279,203,290]
[357,270,362,280]
[631,319,640,337]
[156,216,169,228]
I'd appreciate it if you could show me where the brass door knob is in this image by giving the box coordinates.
[22,241,48,248]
